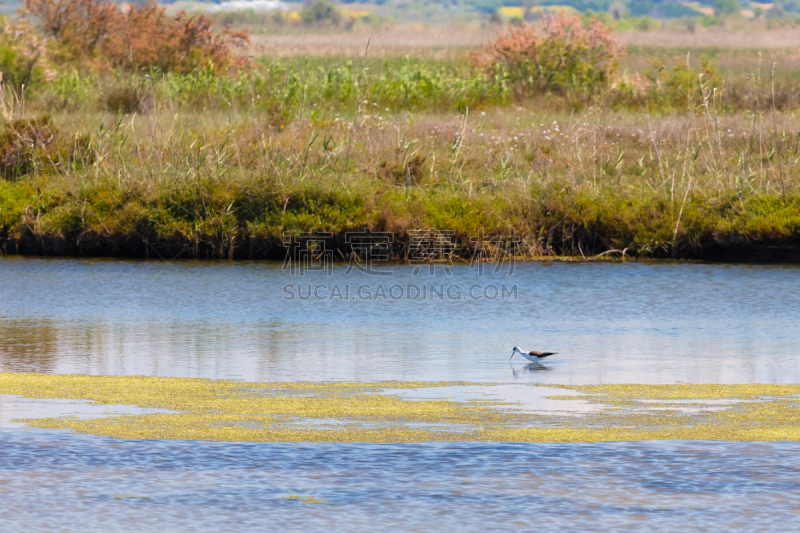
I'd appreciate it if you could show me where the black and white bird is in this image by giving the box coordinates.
[510,346,557,363]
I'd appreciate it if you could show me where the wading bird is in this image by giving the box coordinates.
[510,346,557,363]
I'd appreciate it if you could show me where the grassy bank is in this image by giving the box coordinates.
[2,17,800,262]
[1,103,800,262]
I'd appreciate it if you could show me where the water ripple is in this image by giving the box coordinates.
[1,431,799,531]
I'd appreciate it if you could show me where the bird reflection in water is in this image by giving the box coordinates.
[510,362,551,378]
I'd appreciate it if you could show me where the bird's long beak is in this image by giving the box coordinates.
[510,350,515,360]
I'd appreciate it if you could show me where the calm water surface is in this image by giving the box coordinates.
[2,257,800,531]
[1,257,798,383]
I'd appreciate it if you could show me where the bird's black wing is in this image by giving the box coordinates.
[528,351,556,358]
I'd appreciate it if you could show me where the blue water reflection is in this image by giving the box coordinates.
[1,257,799,383]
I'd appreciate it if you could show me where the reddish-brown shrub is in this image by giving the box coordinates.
[473,12,624,96]
[24,0,248,73]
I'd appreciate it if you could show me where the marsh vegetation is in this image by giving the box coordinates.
[1,1,799,260]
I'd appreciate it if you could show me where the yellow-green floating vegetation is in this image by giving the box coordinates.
[2,373,800,442]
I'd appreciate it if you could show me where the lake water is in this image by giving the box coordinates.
[1,257,799,531]
[1,257,798,383]
[2,432,800,532]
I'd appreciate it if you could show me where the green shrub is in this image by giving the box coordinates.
[0,16,49,92]
[300,2,343,26]
[715,0,741,16]
[105,86,143,114]
[36,202,83,235]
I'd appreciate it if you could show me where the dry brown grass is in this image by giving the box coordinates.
[619,28,800,49]
[243,24,800,60]
[247,23,494,58]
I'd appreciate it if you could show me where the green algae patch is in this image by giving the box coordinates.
[282,494,328,505]
[573,383,800,401]
[3,373,800,442]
